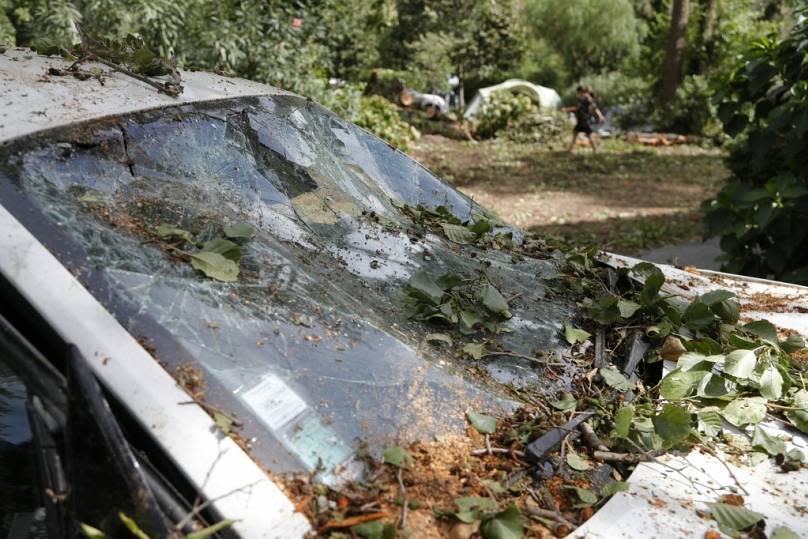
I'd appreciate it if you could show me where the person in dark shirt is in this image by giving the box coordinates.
[562,86,605,153]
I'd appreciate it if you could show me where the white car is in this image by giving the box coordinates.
[1,48,806,538]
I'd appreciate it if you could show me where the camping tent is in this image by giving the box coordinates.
[464,79,562,119]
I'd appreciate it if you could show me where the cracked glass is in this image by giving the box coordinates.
[0,95,575,480]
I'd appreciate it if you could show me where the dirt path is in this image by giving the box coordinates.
[410,135,728,254]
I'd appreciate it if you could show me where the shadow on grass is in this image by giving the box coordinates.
[528,210,706,256]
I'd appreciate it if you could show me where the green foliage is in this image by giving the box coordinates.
[523,0,644,81]
[705,11,808,283]
[383,0,525,91]
[475,92,567,143]
[354,95,420,151]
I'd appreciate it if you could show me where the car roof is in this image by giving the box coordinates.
[0,48,285,143]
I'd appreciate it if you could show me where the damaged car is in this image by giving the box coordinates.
[1,48,807,539]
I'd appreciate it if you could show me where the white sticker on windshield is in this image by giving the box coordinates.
[242,374,308,431]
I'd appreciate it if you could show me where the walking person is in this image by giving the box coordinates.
[563,86,605,153]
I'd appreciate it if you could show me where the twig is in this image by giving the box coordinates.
[485,434,493,456]
[396,467,408,530]
[579,421,609,452]
[593,450,664,463]
[471,447,526,458]
[481,351,565,367]
[700,446,750,496]
[524,500,575,531]
[320,512,387,531]
[173,480,260,531]
[87,54,182,96]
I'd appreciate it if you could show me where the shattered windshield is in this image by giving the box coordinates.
[0,95,575,479]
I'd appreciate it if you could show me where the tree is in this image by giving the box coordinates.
[389,0,525,104]
[523,0,643,82]
[660,0,690,101]
[704,9,808,282]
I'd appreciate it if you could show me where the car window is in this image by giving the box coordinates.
[0,95,573,480]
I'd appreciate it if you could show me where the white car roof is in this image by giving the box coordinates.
[0,47,286,143]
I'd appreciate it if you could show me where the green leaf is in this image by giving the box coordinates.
[617,299,641,318]
[189,251,239,282]
[744,320,778,342]
[599,481,629,498]
[223,222,256,239]
[660,369,710,400]
[565,450,590,471]
[599,366,634,392]
[780,334,805,353]
[459,310,481,329]
[441,223,477,244]
[118,513,149,539]
[705,502,764,536]
[750,425,785,456]
[437,273,464,289]
[426,333,453,346]
[683,302,715,330]
[201,238,241,261]
[696,373,737,400]
[480,504,524,539]
[698,290,736,305]
[697,407,723,437]
[383,446,413,468]
[352,520,396,539]
[721,397,767,427]
[213,412,233,435]
[550,393,577,411]
[480,284,511,318]
[80,524,108,539]
[639,269,665,306]
[455,496,498,523]
[155,223,194,243]
[564,323,591,345]
[614,405,634,438]
[186,520,236,539]
[652,404,693,444]
[711,299,740,324]
[461,342,486,359]
[771,526,800,539]
[759,363,784,400]
[470,219,493,236]
[407,270,445,305]
[785,389,808,434]
[466,410,497,434]
[724,349,757,379]
[567,486,598,507]
[678,352,724,372]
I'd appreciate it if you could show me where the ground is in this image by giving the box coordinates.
[410,135,729,255]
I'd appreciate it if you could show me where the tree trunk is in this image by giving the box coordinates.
[458,66,465,112]
[660,0,690,102]
[697,0,718,73]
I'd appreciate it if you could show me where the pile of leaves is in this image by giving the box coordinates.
[474,92,566,144]
[281,211,807,537]
[355,96,421,152]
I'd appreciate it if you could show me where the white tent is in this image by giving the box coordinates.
[464,79,562,119]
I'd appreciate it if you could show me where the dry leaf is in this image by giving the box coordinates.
[661,336,687,361]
